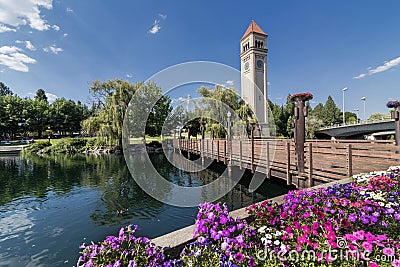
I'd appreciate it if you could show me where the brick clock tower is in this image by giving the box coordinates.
[240,21,269,136]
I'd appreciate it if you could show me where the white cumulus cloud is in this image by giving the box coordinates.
[45,92,58,103]
[52,24,60,31]
[148,20,161,34]
[0,45,36,72]
[354,56,400,79]
[0,0,53,31]
[16,40,36,51]
[0,24,16,33]
[226,80,234,86]
[43,44,63,54]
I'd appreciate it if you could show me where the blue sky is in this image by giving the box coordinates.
[0,0,399,118]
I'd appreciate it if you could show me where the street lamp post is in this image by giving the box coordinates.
[354,108,359,123]
[342,87,348,125]
[361,97,366,122]
[227,111,232,166]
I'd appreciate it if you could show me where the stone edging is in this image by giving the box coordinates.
[152,177,353,254]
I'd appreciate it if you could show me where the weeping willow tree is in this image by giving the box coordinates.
[196,85,255,138]
[82,79,171,147]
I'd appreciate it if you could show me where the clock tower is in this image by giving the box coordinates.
[240,21,268,135]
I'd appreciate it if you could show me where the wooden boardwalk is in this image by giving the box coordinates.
[174,138,400,188]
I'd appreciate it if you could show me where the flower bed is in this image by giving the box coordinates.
[77,166,400,267]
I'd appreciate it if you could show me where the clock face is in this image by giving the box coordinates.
[257,60,263,69]
[244,62,249,70]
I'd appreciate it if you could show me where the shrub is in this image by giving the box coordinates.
[51,138,87,154]
[23,140,51,154]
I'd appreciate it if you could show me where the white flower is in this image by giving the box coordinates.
[274,231,282,237]
[274,240,280,246]
[258,226,267,233]
[265,234,272,239]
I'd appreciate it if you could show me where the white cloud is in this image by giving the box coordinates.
[159,14,167,20]
[148,20,161,34]
[0,24,16,33]
[0,45,36,72]
[126,73,132,78]
[43,45,63,54]
[226,80,234,86]
[45,92,58,103]
[0,0,53,31]
[353,56,400,79]
[52,24,60,31]
[16,40,36,51]
[63,33,68,37]
[66,7,73,13]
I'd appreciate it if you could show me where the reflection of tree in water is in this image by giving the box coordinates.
[89,154,166,226]
[0,153,291,226]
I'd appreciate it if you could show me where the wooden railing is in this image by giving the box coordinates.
[174,138,400,188]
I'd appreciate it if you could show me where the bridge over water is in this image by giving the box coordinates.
[173,138,400,189]
[315,119,395,138]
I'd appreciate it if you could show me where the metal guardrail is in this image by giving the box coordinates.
[318,118,394,131]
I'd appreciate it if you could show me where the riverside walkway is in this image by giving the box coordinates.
[174,138,400,188]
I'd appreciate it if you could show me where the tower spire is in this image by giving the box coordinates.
[241,20,267,40]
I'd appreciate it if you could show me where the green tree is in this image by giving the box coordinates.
[345,111,357,123]
[83,79,171,146]
[197,85,252,138]
[34,89,48,103]
[0,95,26,138]
[322,96,341,125]
[26,98,49,137]
[0,82,13,96]
[49,98,87,135]
[368,112,391,121]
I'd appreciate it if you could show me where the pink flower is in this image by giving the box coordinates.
[370,262,379,267]
[353,230,365,241]
[325,253,334,262]
[365,232,376,242]
[362,241,373,252]
[392,259,400,267]
[383,247,395,256]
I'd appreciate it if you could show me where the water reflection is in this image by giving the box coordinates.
[0,152,289,267]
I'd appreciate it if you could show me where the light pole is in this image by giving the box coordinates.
[342,87,348,125]
[227,111,232,166]
[354,108,359,123]
[361,97,366,122]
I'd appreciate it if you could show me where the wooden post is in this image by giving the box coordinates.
[286,142,292,186]
[308,143,313,187]
[224,140,227,165]
[217,140,220,162]
[211,139,214,160]
[239,140,243,169]
[347,144,353,177]
[290,93,313,174]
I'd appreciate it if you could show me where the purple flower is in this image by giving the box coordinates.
[234,252,244,262]
[348,213,357,222]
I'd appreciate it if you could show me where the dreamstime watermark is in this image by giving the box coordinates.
[122,61,277,207]
[256,237,397,264]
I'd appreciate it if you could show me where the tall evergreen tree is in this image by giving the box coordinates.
[34,89,48,103]
[0,82,13,96]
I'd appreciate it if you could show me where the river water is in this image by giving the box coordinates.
[0,152,289,266]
